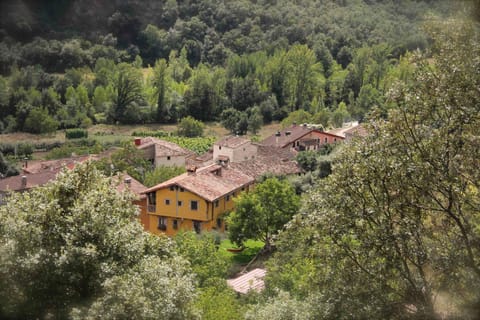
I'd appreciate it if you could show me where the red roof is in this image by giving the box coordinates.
[261,125,344,148]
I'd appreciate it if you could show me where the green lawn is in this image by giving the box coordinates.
[219,239,264,264]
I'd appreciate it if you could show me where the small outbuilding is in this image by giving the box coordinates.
[227,268,266,294]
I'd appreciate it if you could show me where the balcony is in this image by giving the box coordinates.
[147,204,156,212]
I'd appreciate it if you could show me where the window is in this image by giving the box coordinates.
[219,146,222,150]
[193,221,201,234]
[334,138,337,142]
[190,200,198,211]
[147,192,156,212]
[178,201,183,206]
[226,195,230,202]
[165,199,170,205]
[241,187,245,191]
[172,219,178,229]
[324,137,327,143]
[216,218,222,229]
[157,217,167,231]
[169,186,175,191]
[179,187,185,192]
[167,156,171,160]
[215,200,219,207]
[147,192,156,205]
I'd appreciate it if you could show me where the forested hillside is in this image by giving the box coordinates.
[0,0,459,135]
[1,1,479,320]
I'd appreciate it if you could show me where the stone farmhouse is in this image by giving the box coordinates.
[135,137,195,167]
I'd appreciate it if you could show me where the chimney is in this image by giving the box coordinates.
[21,175,27,189]
[275,131,281,145]
[134,138,142,146]
[285,131,291,136]
[187,166,197,175]
[124,177,132,186]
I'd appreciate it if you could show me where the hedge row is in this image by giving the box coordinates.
[131,130,170,138]
[66,129,89,139]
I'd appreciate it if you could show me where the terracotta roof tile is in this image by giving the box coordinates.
[143,164,254,202]
[0,170,59,192]
[137,137,193,157]
[186,149,214,167]
[23,155,94,174]
[327,122,368,138]
[343,124,368,138]
[262,125,343,148]
[261,125,312,148]
[229,145,302,179]
[227,268,266,294]
[113,173,148,199]
[216,136,250,148]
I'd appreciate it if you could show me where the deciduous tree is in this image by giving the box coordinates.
[269,19,480,320]
[228,178,300,250]
[0,163,196,319]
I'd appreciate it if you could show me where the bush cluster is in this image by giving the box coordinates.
[66,128,89,139]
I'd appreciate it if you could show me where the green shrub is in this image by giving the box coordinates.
[0,143,15,156]
[66,128,89,139]
[16,143,33,158]
[177,116,204,138]
[33,141,63,151]
[131,130,169,138]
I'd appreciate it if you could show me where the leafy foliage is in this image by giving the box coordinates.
[0,152,19,178]
[144,165,186,187]
[175,231,229,287]
[177,116,205,137]
[65,128,89,139]
[0,163,196,319]
[245,291,314,320]
[163,136,216,155]
[227,178,300,250]
[0,1,459,135]
[268,19,480,319]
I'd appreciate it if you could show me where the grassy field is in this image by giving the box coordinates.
[1,122,282,145]
[219,239,266,276]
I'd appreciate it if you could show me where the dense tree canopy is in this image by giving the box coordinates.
[0,0,461,132]
[267,19,480,320]
[228,177,300,250]
[0,3,478,319]
[0,163,196,319]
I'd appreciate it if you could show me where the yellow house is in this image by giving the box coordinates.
[141,164,255,236]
